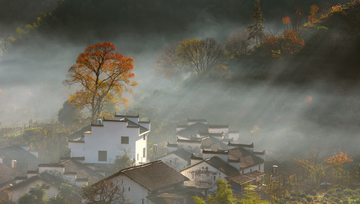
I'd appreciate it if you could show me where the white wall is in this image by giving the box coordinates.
[181,162,228,191]
[177,142,201,153]
[202,153,228,162]
[109,175,155,204]
[208,128,228,134]
[8,179,59,202]
[69,120,142,164]
[159,154,188,172]
[135,133,148,165]
[242,163,264,174]
[38,167,64,176]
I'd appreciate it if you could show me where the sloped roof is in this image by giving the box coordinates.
[6,172,63,191]
[208,124,229,128]
[159,148,192,163]
[0,163,22,185]
[198,131,223,137]
[0,145,42,166]
[127,120,149,134]
[182,156,240,177]
[68,125,91,140]
[228,174,256,185]
[115,114,139,118]
[200,137,228,150]
[176,122,208,138]
[59,159,104,184]
[229,147,264,169]
[228,142,254,148]
[98,161,189,191]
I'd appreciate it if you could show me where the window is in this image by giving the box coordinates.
[142,199,145,204]
[98,151,107,161]
[137,154,139,161]
[121,136,129,144]
[214,176,216,181]
[242,170,244,174]
[259,165,261,171]
[143,135,146,140]
[128,187,130,191]
[250,169,252,173]
[143,148,146,158]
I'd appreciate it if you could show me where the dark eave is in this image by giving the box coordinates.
[115,114,139,118]
[228,142,254,148]
[202,149,229,155]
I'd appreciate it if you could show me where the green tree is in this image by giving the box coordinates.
[112,153,132,173]
[18,183,51,204]
[57,100,82,128]
[247,0,265,44]
[57,183,81,204]
[193,179,268,204]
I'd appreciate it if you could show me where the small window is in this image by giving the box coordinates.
[259,165,261,171]
[137,154,139,161]
[143,148,146,158]
[98,151,107,161]
[214,176,216,181]
[250,169,253,173]
[121,136,129,144]
[143,135,146,140]
[128,187,130,191]
[142,199,145,204]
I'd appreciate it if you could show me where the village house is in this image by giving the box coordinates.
[0,144,41,174]
[156,148,192,172]
[2,157,104,202]
[68,114,150,167]
[180,143,265,192]
[91,160,204,204]
[167,118,239,154]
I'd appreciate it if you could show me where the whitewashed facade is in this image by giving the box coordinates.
[69,114,150,165]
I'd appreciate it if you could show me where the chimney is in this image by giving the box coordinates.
[153,144,158,153]
[97,119,102,125]
[272,165,278,175]
[11,160,17,169]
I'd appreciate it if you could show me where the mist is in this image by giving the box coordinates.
[0,7,359,163]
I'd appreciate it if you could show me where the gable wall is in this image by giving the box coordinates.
[7,178,59,202]
[158,154,188,172]
[109,175,154,204]
[69,121,139,164]
[181,162,228,190]
[208,128,229,134]
[242,163,264,174]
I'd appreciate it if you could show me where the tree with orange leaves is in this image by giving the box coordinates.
[308,4,319,23]
[64,42,137,123]
[282,16,290,30]
[262,30,305,60]
[325,149,353,170]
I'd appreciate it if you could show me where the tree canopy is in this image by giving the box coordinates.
[64,42,137,122]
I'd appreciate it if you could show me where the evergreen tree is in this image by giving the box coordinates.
[248,0,265,45]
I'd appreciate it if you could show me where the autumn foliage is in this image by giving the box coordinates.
[324,149,353,169]
[308,4,319,23]
[64,42,137,122]
[262,30,305,60]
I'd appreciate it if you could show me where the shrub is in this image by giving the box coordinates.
[299,193,307,198]
[289,197,297,201]
[290,193,297,197]
[310,190,317,196]
[324,193,330,198]
[306,197,313,202]
[349,183,356,190]
[328,189,336,195]
[343,200,349,204]
[344,189,353,196]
